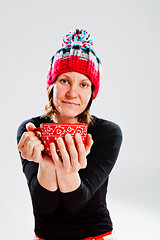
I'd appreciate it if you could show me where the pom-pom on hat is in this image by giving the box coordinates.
[47,29,101,99]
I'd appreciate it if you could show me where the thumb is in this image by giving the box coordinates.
[26,122,36,132]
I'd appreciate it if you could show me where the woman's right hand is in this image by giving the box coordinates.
[17,122,54,167]
[18,122,58,191]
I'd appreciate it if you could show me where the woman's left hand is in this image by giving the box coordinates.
[50,133,93,173]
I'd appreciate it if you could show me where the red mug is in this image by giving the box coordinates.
[32,123,87,156]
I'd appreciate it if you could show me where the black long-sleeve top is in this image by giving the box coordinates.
[17,115,122,240]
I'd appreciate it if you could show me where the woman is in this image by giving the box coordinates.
[17,29,122,240]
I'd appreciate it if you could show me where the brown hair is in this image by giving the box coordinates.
[42,83,95,126]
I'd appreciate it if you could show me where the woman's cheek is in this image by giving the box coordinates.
[85,92,92,103]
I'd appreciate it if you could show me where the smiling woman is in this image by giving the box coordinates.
[44,72,95,125]
[17,29,122,240]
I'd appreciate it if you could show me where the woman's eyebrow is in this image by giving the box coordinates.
[60,74,90,82]
[81,79,90,82]
[61,74,70,79]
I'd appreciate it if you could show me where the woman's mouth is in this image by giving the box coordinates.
[62,101,79,106]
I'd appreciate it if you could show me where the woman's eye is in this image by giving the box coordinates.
[60,79,69,84]
[81,83,89,88]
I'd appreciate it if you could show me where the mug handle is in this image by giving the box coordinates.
[31,127,42,132]
[31,127,42,139]
[31,127,47,154]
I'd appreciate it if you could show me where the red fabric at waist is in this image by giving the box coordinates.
[82,231,113,240]
[35,236,45,240]
[35,231,112,240]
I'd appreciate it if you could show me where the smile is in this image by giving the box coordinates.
[62,101,79,106]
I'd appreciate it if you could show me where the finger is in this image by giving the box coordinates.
[57,137,71,172]
[27,139,43,157]
[26,122,42,141]
[75,133,87,169]
[64,134,79,172]
[32,144,44,162]
[50,142,63,169]
[18,131,40,152]
[21,138,41,160]
[85,134,93,155]
[26,122,36,132]
[17,131,30,151]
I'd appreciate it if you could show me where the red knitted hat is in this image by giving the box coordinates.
[47,29,101,99]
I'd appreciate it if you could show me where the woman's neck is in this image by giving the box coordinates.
[52,114,78,123]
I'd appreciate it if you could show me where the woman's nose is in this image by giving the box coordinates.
[66,85,78,98]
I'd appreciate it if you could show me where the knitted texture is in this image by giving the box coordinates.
[47,29,101,99]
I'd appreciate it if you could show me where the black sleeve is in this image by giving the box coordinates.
[60,119,123,212]
[17,118,60,215]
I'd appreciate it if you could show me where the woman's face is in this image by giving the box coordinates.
[52,71,92,123]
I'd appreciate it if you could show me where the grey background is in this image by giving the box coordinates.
[0,0,159,239]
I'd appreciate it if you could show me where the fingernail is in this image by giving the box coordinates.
[26,123,30,129]
[65,133,71,140]
[50,142,55,148]
[75,133,80,138]
[57,137,62,143]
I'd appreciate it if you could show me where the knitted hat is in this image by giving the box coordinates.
[47,29,101,99]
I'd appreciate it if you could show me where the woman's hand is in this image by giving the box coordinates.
[50,133,93,173]
[17,122,54,167]
[50,132,93,193]
[18,122,58,191]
